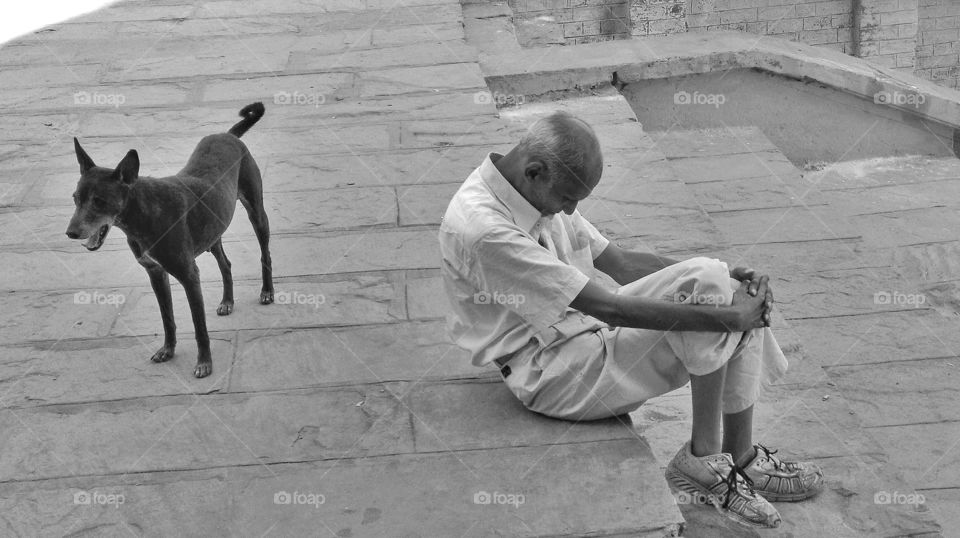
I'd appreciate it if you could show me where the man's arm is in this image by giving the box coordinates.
[594,243,680,286]
[570,278,770,333]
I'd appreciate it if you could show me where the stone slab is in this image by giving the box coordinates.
[650,126,780,158]
[112,274,404,338]
[261,145,498,191]
[406,274,447,320]
[867,421,960,489]
[0,229,441,292]
[397,183,460,226]
[358,63,487,97]
[64,91,498,138]
[710,205,860,245]
[691,177,829,213]
[853,206,960,248]
[826,357,960,427]
[806,156,960,191]
[668,151,800,184]
[407,380,640,452]
[0,383,413,482]
[590,212,727,255]
[229,321,478,392]
[0,441,683,537]
[288,41,478,73]
[773,266,925,320]
[791,310,960,367]
[0,288,129,344]
[0,335,232,409]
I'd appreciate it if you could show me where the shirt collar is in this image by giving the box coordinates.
[479,153,546,235]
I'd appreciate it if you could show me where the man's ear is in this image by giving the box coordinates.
[524,160,546,182]
[114,150,139,185]
[74,137,96,173]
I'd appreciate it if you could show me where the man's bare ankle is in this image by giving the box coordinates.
[690,438,721,457]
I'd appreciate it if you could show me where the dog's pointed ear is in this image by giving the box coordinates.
[74,137,96,173]
[114,150,139,185]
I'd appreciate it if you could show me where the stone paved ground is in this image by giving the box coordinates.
[0,1,685,536]
[0,0,957,536]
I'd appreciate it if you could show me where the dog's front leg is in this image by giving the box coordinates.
[177,261,213,378]
[146,266,177,362]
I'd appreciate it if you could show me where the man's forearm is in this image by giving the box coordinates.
[607,293,744,332]
[612,250,679,285]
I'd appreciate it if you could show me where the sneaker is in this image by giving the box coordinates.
[740,443,824,502]
[665,441,781,528]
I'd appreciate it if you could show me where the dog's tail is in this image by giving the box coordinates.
[228,102,265,138]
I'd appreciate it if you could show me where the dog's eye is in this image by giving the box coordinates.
[93,197,107,207]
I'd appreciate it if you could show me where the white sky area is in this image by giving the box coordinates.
[2,1,115,45]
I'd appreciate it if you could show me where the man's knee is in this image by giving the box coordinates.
[672,257,733,307]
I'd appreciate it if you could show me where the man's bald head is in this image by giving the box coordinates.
[515,111,603,192]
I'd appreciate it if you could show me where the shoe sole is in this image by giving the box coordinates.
[665,467,781,529]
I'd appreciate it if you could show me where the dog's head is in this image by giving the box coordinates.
[65,138,139,251]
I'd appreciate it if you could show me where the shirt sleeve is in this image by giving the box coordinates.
[470,224,590,333]
[571,210,610,260]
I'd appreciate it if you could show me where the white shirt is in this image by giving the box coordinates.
[439,153,610,367]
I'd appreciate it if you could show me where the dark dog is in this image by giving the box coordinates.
[66,103,274,378]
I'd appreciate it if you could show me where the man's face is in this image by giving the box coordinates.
[528,158,601,216]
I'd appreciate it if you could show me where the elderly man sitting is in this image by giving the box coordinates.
[438,111,823,528]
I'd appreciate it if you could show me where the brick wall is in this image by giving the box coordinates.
[630,0,854,55]
[625,0,960,89]
[508,0,631,45]
[916,0,960,88]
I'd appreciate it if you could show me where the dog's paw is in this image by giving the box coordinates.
[150,347,175,363]
[217,300,234,316]
[194,361,212,378]
[260,290,274,305]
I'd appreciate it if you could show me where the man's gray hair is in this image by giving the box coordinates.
[516,111,601,185]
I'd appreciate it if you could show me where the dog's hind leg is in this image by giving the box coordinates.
[209,239,234,315]
[237,153,274,305]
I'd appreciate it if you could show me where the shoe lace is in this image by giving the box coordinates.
[756,443,784,471]
[721,463,755,509]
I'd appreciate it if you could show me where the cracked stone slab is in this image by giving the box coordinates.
[0,335,232,409]
[0,440,682,537]
[0,382,413,482]
[229,320,477,392]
